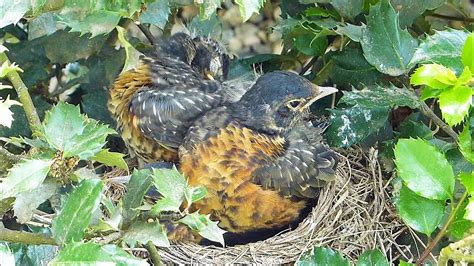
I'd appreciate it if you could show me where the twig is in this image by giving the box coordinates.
[0,228,56,246]
[0,53,42,133]
[299,57,318,75]
[136,23,156,45]
[416,191,468,265]
[97,231,122,245]
[419,101,458,140]
[427,13,474,23]
[145,241,163,266]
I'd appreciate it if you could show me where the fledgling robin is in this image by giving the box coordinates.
[178,71,339,239]
[108,33,250,164]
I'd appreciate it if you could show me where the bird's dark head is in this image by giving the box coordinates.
[236,71,337,134]
[191,36,230,82]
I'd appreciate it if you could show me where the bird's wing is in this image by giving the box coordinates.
[128,57,223,148]
[252,122,338,198]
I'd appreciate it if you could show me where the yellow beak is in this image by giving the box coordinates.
[300,85,338,110]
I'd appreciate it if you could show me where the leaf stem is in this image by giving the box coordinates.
[0,228,56,246]
[419,101,458,140]
[416,191,468,265]
[0,53,42,133]
[145,241,163,266]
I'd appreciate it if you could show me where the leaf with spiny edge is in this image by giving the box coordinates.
[179,211,226,246]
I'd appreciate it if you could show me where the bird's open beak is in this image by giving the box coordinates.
[300,85,338,111]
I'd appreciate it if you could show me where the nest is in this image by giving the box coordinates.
[155,148,415,264]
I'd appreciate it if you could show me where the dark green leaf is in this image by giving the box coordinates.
[361,0,418,76]
[295,33,328,56]
[122,169,152,229]
[52,179,104,246]
[390,0,444,28]
[331,0,363,19]
[340,84,419,109]
[50,242,146,266]
[9,238,58,266]
[140,0,170,29]
[410,29,469,74]
[462,32,474,72]
[356,249,389,266]
[0,159,53,200]
[13,179,58,223]
[123,221,170,247]
[458,125,474,164]
[395,185,445,235]
[438,85,472,126]
[326,105,389,147]
[395,138,455,200]
[179,212,226,246]
[335,24,364,42]
[91,149,128,171]
[297,246,350,266]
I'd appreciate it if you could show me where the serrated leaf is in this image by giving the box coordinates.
[116,26,142,73]
[50,242,147,266]
[52,179,104,246]
[395,185,445,235]
[462,32,474,72]
[13,179,58,223]
[335,23,364,42]
[140,0,170,29]
[410,64,457,90]
[151,167,187,213]
[326,105,389,147]
[56,11,121,37]
[458,125,474,164]
[297,246,350,266]
[438,85,472,126]
[197,0,224,20]
[340,84,419,109]
[101,197,122,230]
[395,138,455,200]
[331,0,363,19]
[0,96,21,128]
[0,0,31,28]
[295,32,328,56]
[0,243,15,266]
[448,200,474,240]
[329,47,380,87]
[0,61,23,78]
[179,212,226,246]
[190,186,208,203]
[460,172,474,195]
[409,29,469,74]
[0,159,53,200]
[91,149,128,171]
[356,249,389,266]
[71,167,99,183]
[122,169,152,229]
[390,0,444,28]
[28,13,63,40]
[123,221,170,247]
[235,0,266,21]
[464,198,474,221]
[361,0,418,76]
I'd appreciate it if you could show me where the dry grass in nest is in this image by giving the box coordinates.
[153,148,415,264]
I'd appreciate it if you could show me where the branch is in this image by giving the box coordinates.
[0,53,42,133]
[145,241,163,266]
[419,101,458,141]
[136,23,156,45]
[0,228,56,246]
[427,13,474,23]
[0,146,21,171]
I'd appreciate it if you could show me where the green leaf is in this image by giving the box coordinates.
[410,29,469,74]
[28,13,62,40]
[297,246,350,266]
[448,200,474,240]
[190,186,208,203]
[356,249,389,266]
[361,0,418,76]
[464,198,474,221]
[399,260,415,266]
[140,0,170,29]
[122,169,152,229]
[340,84,419,109]
[235,0,266,21]
[438,85,472,126]
[326,105,389,147]
[116,26,142,73]
[123,221,170,247]
[395,138,455,200]
[462,32,474,72]
[151,166,187,213]
[52,179,104,246]
[390,0,444,28]
[91,149,128,171]
[458,125,474,164]
[0,243,15,266]
[56,11,120,37]
[460,172,474,195]
[179,211,226,246]
[0,61,23,78]
[13,179,58,223]
[197,0,224,20]
[331,0,363,19]
[410,64,457,90]
[335,24,364,42]
[0,0,31,28]
[295,32,328,56]
[50,242,147,266]
[0,159,53,200]
[395,185,445,235]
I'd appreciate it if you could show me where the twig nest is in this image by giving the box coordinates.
[157,148,412,264]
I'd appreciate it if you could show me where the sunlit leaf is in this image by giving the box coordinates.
[462,32,474,72]
[356,249,389,266]
[150,166,187,213]
[91,149,128,171]
[0,96,21,128]
[410,64,457,90]
[116,26,142,73]
[123,221,170,247]
[0,243,15,266]
[438,85,472,126]
[340,84,419,109]
[458,125,474,164]
[0,0,31,28]
[464,198,474,221]
[140,0,170,29]
[179,211,226,246]
[13,179,58,223]
[297,246,349,266]
[235,0,266,21]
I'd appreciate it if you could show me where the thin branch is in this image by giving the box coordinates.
[136,23,156,45]
[427,13,474,23]
[0,228,56,246]
[419,101,458,141]
[97,231,122,245]
[0,53,42,133]
[299,57,318,75]
[145,241,163,266]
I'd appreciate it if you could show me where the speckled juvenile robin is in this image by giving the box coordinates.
[178,71,339,237]
[108,33,250,164]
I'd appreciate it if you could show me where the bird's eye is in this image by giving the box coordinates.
[287,100,302,110]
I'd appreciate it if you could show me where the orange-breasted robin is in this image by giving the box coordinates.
[179,71,339,240]
[108,33,245,164]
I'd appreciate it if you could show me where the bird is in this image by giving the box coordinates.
[178,71,339,239]
[108,33,250,165]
